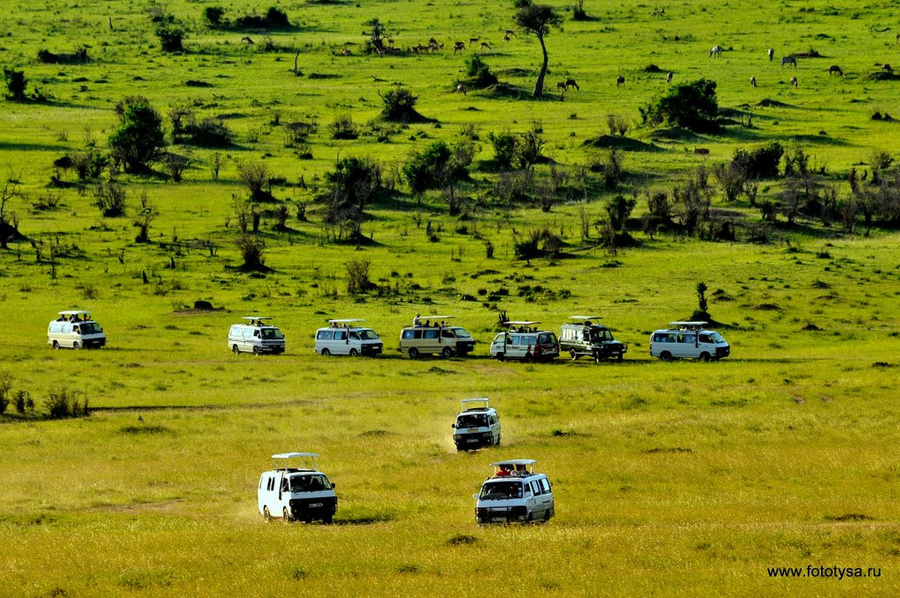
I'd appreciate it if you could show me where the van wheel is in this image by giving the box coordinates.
[543,509,551,522]
[570,350,578,361]
[263,507,272,522]
[523,353,533,363]
[526,512,533,522]
[617,354,624,362]
[349,348,359,357]
[323,515,333,524]
[52,341,60,350]
[699,352,711,362]
[442,346,453,358]
[496,353,505,362]
[660,351,672,361]
[320,348,330,357]
[232,344,240,354]
[283,507,292,522]
[408,348,419,359]
[72,342,80,350]
[252,346,261,355]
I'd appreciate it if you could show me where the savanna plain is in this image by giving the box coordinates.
[1,0,899,595]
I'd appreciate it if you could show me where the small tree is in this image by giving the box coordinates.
[108,96,166,174]
[236,234,265,271]
[204,6,226,28]
[640,79,719,133]
[155,14,185,52]
[0,370,12,414]
[365,18,387,52]
[133,196,156,243]
[2,67,28,102]
[237,160,272,201]
[463,54,498,89]
[515,4,563,98]
[94,180,127,217]
[346,260,373,294]
[692,282,713,322]
[606,194,636,232]
[1,176,21,250]
[379,87,430,123]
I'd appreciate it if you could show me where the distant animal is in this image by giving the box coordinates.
[503,34,512,42]
[790,75,798,87]
[429,37,439,47]
[767,48,774,62]
[564,78,579,90]
[504,29,518,38]
[710,45,723,57]
[456,83,466,95]
[694,148,710,155]
[470,37,480,44]
[480,42,492,52]
[616,75,625,87]
[387,38,395,47]
[882,63,893,73]
[556,81,568,92]
[750,76,757,87]
[108,17,114,31]
[241,36,254,45]
[666,71,674,84]
[828,64,843,76]
[781,56,797,68]
[453,41,466,53]
[341,48,352,56]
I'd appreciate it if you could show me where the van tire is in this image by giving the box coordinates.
[441,346,453,358]
[349,348,359,357]
[283,507,292,522]
[232,344,240,354]
[320,348,331,357]
[72,342,80,350]
[523,353,533,363]
[323,515,333,524]
[408,348,419,359]
[570,350,578,361]
[263,506,272,522]
[699,352,711,362]
[543,509,551,522]
[617,354,624,362]
[52,341,59,350]
[252,346,261,355]
[495,353,505,362]
[660,351,672,361]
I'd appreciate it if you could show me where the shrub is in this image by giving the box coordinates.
[488,132,518,169]
[640,78,719,132]
[606,194,636,232]
[44,387,89,419]
[733,142,784,179]
[70,150,108,181]
[184,118,233,147]
[2,67,27,102]
[329,114,358,140]
[572,0,589,20]
[14,390,33,414]
[463,55,498,89]
[204,6,226,28]
[236,234,266,270]
[379,87,431,123]
[237,160,273,202]
[94,181,127,217]
[514,228,563,260]
[346,260,374,294]
[155,15,185,52]
[108,96,166,174]
[0,370,12,414]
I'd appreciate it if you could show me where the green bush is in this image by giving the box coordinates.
[464,55,498,89]
[44,387,90,419]
[640,78,719,133]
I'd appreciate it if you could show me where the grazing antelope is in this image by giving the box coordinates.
[503,34,512,42]
[882,63,893,73]
[241,36,254,45]
[341,48,352,56]
[694,148,710,155]
[469,37,480,44]
[556,81,568,92]
[429,37,439,47]
[828,64,843,76]
[666,71,674,84]
[504,29,518,38]
[616,75,625,87]
[750,76,757,87]
[790,76,798,87]
[781,56,797,68]
[767,48,774,62]
[387,38,395,47]
[453,41,466,53]
[480,42,492,52]
[709,45,723,57]
[456,84,466,95]
[565,78,579,90]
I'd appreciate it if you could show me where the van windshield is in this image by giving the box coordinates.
[480,481,523,500]
[79,322,103,335]
[706,332,726,344]
[357,329,380,340]
[457,413,488,427]
[448,327,472,339]
[289,474,332,492]
[260,328,284,340]
[590,327,613,341]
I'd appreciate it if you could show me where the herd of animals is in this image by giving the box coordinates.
[331,25,896,95]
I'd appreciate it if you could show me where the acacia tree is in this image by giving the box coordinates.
[108,96,165,173]
[515,4,562,98]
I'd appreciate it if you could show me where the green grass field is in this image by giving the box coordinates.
[1,0,899,595]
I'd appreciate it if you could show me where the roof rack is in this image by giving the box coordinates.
[669,321,707,330]
[328,318,365,324]
[271,452,319,471]
[461,398,490,411]
[502,320,539,327]
[570,315,601,321]
[58,310,93,317]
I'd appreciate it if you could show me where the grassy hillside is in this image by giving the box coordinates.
[1,0,899,596]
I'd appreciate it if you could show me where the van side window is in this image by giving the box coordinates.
[441,329,454,338]
[531,481,542,495]
[334,330,346,340]
[699,333,711,343]
[402,329,416,340]
[423,329,439,340]
[540,478,551,493]
[317,330,333,340]
[524,483,533,496]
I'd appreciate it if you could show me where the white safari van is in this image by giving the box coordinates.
[452,398,501,451]
[257,452,337,523]
[399,315,476,358]
[314,319,383,357]
[228,316,285,355]
[489,321,559,362]
[650,321,730,361]
[559,315,627,361]
[474,459,555,524]
[48,310,106,349]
